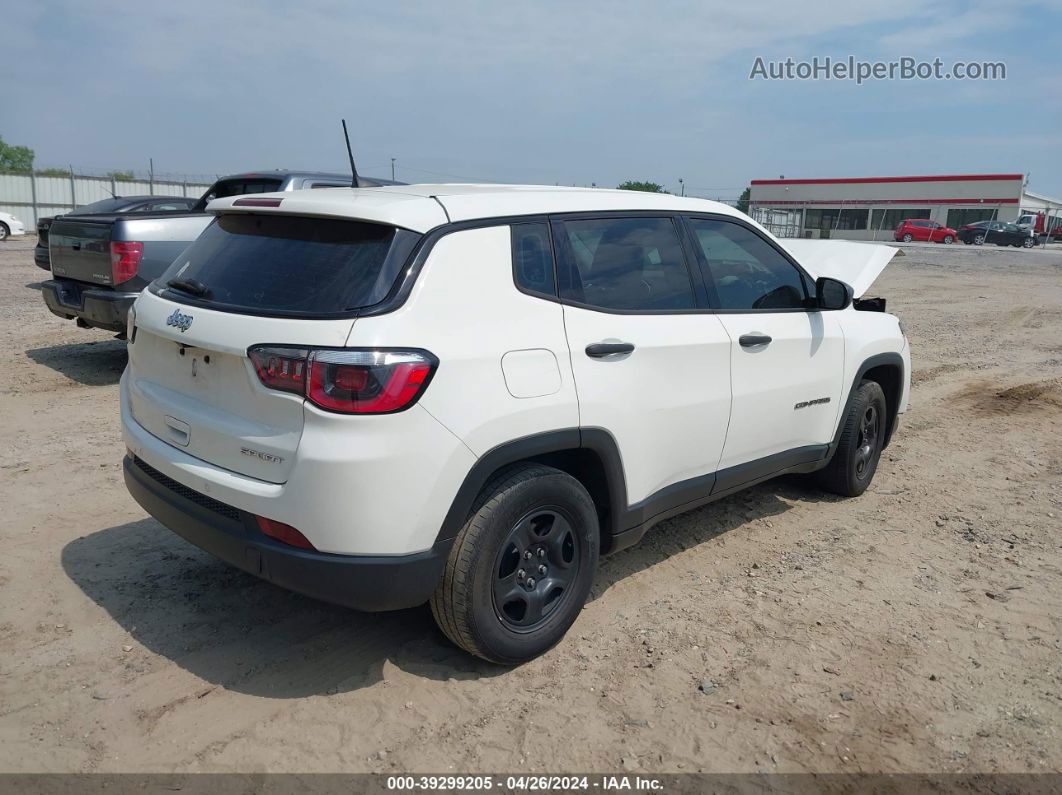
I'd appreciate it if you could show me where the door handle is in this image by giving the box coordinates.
[585,342,635,358]
[739,333,772,348]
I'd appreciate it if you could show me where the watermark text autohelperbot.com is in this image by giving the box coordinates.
[750,56,1006,84]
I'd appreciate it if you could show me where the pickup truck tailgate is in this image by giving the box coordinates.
[49,219,114,285]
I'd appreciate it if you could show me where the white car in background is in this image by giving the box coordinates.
[0,210,26,240]
[121,184,910,663]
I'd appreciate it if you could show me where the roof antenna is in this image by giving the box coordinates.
[341,119,360,188]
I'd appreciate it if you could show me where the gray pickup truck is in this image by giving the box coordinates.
[40,170,398,333]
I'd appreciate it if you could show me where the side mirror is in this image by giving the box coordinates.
[816,276,853,311]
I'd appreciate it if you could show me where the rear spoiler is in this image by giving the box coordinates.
[779,239,899,297]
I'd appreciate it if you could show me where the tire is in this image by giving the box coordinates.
[901,233,913,242]
[817,380,887,498]
[430,464,599,664]
[1022,237,1034,248]
[0,222,9,242]
[943,235,954,244]
[973,234,985,245]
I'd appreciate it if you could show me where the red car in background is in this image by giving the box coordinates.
[893,218,958,244]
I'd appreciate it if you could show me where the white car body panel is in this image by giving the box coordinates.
[714,311,845,471]
[208,188,449,233]
[562,307,733,504]
[343,226,579,457]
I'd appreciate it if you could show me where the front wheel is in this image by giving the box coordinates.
[1022,237,1035,248]
[430,464,599,664]
[817,380,887,497]
[0,222,9,241]
[942,235,954,244]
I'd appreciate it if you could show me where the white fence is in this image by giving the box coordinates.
[0,171,213,229]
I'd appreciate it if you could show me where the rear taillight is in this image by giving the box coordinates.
[254,515,315,550]
[110,241,143,283]
[249,347,310,395]
[248,346,437,414]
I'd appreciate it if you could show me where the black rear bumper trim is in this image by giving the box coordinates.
[41,279,136,332]
[123,455,451,612]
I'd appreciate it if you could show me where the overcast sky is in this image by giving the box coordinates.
[3,0,1060,198]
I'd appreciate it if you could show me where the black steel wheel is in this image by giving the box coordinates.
[817,380,888,497]
[853,403,879,480]
[431,464,599,664]
[492,507,580,630]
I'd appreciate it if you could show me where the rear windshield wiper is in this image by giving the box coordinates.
[166,278,211,298]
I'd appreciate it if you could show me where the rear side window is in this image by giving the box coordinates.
[512,222,556,297]
[556,217,695,311]
[156,214,419,317]
[688,218,808,311]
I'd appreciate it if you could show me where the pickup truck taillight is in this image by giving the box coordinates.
[110,242,143,283]
[248,346,437,414]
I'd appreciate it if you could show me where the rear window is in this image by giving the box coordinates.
[155,214,420,317]
[193,178,284,211]
[72,197,133,214]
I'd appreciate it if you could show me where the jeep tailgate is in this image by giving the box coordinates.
[126,290,357,484]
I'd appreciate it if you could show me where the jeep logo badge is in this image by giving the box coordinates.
[166,309,194,333]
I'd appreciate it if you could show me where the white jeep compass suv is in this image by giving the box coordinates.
[121,184,910,664]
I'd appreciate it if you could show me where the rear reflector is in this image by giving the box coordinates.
[248,346,437,414]
[254,515,315,550]
[110,241,143,283]
[233,197,283,207]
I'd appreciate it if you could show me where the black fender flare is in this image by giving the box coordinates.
[829,351,905,456]
[435,428,628,543]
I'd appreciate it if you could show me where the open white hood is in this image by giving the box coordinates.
[779,239,898,298]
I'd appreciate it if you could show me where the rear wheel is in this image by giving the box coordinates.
[901,233,913,243]
[817,380,887,497]
[973,234,985,245]
[430,464,599,664]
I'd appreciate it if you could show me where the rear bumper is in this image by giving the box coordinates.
[123,454,453,612]
[34,244,50,270]
[41,279,136,332]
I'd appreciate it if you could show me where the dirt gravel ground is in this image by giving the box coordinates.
[0,236,1060,775]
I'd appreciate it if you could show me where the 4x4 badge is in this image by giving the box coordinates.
[166,309,193,332]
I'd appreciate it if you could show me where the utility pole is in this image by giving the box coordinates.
[679,178,685,197]
[391,158,396,182]
[149,158,155,195]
